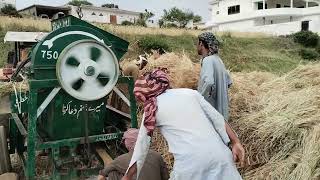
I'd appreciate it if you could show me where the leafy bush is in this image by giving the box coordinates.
[300,48,319,60]
[165,23,178,28]
[292,31,319,47]
[138,35,170,52]
[317,45,320,54]
[0,4,21,17]
[68,0,92,6]
[121,20,134,26]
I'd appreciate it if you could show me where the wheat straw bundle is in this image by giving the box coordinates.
[0,82,28,98]
[141,52,200,89]
[229,72,276,120]
[230,64,320,179]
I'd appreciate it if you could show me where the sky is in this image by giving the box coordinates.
[16,0,211,22]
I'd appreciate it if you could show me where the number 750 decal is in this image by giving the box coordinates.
[41,50,59,60]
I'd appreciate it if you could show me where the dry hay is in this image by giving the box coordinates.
[230,64,320,180]
[141,52,200,89]
[121,52,201,89]
[0,82,28,98]
[229,72,276,120]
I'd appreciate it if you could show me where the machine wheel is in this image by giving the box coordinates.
[0,126,11,175]
[56,39,119,101]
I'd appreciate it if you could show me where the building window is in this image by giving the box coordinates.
[92,12,96,15]
[216,11,219,15]
[301,21,309,31]
[258,2,267,10]
[276,4,281,8]
[228,5,240,15]
[99,13,103,16]
[270,20,273,24]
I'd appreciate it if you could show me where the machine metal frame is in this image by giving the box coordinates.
[3,15,138,180]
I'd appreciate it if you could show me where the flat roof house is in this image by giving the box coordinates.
[69,5,141,25]
[18,5,71,19]
[208,0,320,35]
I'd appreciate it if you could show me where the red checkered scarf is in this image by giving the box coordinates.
[134,69,170,136]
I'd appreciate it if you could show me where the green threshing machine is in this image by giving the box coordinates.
[0,16,138,179]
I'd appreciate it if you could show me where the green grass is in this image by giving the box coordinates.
[119,33,198,61]
[220,36,307,74]
[120,34,307,74]
[0,31,13,67]
[0,23,312,74]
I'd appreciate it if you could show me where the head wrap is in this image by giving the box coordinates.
[123,128,139,151]
[134,69,170,136]
[198,32,219,55]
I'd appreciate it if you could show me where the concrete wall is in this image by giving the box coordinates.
[19,6,37,17]
[70,6,139,24]
[209,0,320,35]
[218,20,255,32]
[215,16,320,35]
[304,15,320,32]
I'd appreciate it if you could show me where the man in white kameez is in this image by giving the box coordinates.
[122,69,244,180]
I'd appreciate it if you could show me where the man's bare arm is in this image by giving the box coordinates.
[122,163,137,180]
[225,122,245,167]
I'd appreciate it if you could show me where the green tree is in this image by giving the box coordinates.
[135,9,154,27]
[193,15,202,23]
[1,4,20,17]
[161,7,201,28]
[68,0,92,6]
[102,4,118,8]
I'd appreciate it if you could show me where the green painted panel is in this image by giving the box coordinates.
[51,15,129,60]
[31,25,112,80]
[37,90,106,141]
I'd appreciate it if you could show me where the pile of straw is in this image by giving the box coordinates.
[231,64,320,179]
[229,72,276,120]
[141,52,200,89]
[0,82,28,98]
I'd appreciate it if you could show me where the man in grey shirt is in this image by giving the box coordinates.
[197,32,232,121]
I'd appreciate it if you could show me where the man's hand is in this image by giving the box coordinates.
[97,175,106,180]
[231,142,245,167]
[121,175,131,180]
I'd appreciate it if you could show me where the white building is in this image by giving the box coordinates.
[208,0,320,35]
[0,0,16,9]
[146,18,159,28]
[69,5,141,25]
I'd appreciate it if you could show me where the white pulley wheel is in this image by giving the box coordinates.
[56,40,119,101]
